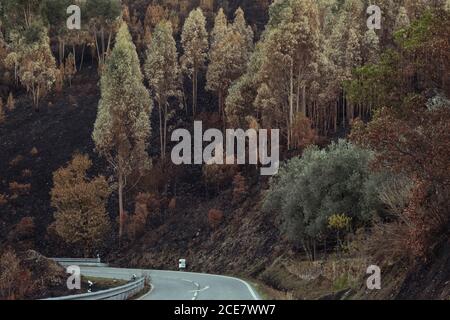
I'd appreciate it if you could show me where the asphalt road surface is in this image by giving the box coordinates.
[80,266,260,300]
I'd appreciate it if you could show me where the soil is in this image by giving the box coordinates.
[0,68,104,255]
[112,180,284,278]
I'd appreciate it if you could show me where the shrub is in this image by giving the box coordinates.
[0,250,32,300]
[126,192,168,240]
[8,217,35,241]
[0,98,5,123]
[263,140,378,259]
[51,154,111,257]
[328,214,352,231]
[328,214,352,254]
[55,66,64,93]
[21,169,32,178]
[7,92,15,111]
[232,172,248,204]
[291,113,317,149]
[0,193,7,206]
[138,161,175,194]
[351,97,450,259]
[126,193,150,240]
[65,53,77,87]
[9,155,24,166]
[203,162,237,194]
[168,197,177,211]
[9,182,31,195]
[126,210,147,241]
[207,209,224,229]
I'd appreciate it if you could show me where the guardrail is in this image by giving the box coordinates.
[51,258,108,267]
[44,277,146,300]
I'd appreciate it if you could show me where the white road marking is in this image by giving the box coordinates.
[181,278,200,300]
[189,285,210,293]
[79,267,260,300]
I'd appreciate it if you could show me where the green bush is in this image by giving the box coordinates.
[264,140,379,257]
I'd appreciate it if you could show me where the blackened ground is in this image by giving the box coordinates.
[0,68,104,256]
[395,239,450,299]
[112,179,284,278]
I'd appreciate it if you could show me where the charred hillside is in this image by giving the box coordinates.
[0,0,449,301]
[0,70,102,254]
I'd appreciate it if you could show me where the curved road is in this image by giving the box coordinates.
[79,266,260,300]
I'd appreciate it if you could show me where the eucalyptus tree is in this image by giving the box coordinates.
[144,20,181,161]
[180,8,208,117]
[93,23,152,240]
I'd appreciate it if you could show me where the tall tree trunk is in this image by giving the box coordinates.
[342,89,346,128]
[159,102,164,160]
[107,32,112,55]
[14,64,18,86]
[73,45,77,66]
[286,114,291,151]
[219,89,226,128]
[79,43,86,71]
[218,89,223,118]
[334,101,338,132]
[192,69,197,117]
[101,27,105,63]
[289,60,294,150]
[296,68,301,113]
[118,169,124,240]
[164,102,168,160]
[94,31,101,66]
[183,89,188,117]
[195,69,198,116]
[302,85,306,115]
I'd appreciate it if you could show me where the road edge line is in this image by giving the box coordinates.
[137,283,154,300]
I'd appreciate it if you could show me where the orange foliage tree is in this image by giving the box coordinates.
[351,96,450,258]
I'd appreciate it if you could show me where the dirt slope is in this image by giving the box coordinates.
[0,69,103,254]
[112,184,284,277]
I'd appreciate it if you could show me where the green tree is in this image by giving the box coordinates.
[362,29,380,64]
[225,42,263,128]
[50,154,111,257]
[206,9,229,119]
[231,7,254,56]
[207,8,254,122]
[254,0,320,149]
[210,8,228,49]
[0,0,42,30]
[144,20,181,161]
[86,0,122,70]
[40,0,72,66]
[6,22,57,110]
[180,8,208,117]
[93,23,152,240]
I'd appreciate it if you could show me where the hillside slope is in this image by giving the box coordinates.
[1,72,448,300]
[112,183,284,277]
[0,70,103,254]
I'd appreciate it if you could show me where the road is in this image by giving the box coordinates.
[80,266,260,300]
